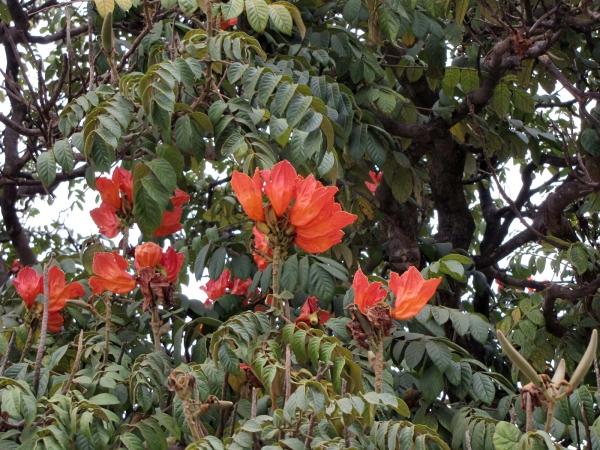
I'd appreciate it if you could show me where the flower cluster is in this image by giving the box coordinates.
[231,160,357,254]
[294,296,331,327]
[347,266,441,348]
[90,242,184,310]
[14,266,85,332]
[200,269,253,306]
[90,168,190,238]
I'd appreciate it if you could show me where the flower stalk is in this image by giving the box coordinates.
[33,253,54,395]
[103,294,113,364]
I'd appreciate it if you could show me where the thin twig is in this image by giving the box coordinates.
[61,330,84,395]
[305,361,334,449]
[581,403,592,447]
[525,392,533,432]
[0,331,15,376]
[284,344,291,405]
[34,253,55,394]
[342,379,350,448]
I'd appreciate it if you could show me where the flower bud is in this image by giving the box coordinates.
[255,221,271,236]
[264,204,278,229]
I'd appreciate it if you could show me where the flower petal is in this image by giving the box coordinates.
[90,202,120,238]
[135,242,163,270]
[47,311,64,333]
[390,267,441,320]
[161,247,184,283]
[231,170,265,221]
[96,177,121,210]
[261,160,296,217]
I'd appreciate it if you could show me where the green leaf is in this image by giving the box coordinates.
[308,264,335,302]
[133,182,163,237]
[231,254,252,280]
[421,365,444,402]
[512,88,534,113]
[493,422,522,450]
[245,0,269,32]
[178,0,197,15]
[218,344,241,375]
[580,128,600,156]
[411,11,429,39]
[54,140,74,173]
[425,341,452,372]
[343,0,361,22]
[269,4,293,35]
[194,244,212,280]
[493,82,511,117]
[569,244,589,274]
[404,340,425,369]
[391,167,413,203]
[222,0,244,19]
[88,393,121,405]
[469,316,490,344]
[460,69,479,93]
[208,247,227,281]
[281,255,299,292]
[471,372,495,404]
[442,67,461,96]
[292,329,308,363]
[455,0,469,26]
[121,434,145,450]
[146,158,177,194]
[287,95,313,129]
[37,151,57,189]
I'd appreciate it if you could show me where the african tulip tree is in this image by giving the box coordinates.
[0,0,600,448]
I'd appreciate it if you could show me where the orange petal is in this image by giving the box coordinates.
[161,247,184,282]
[47,311,64,333]
[135,242,163,270]
[90,202,119,238]
[231,170,265,221]
[295,209,357,239]
[289,175,338,227]
[390,267,441,320]
[352,269,369,313]
[114,168,133,204]
[96,177,121,210]
[261,160,296,217]
[294,230,345,253]
[154,206,184,237]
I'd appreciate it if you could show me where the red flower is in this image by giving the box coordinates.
[161,247,185,283]
[90,202,120,238]
[252,227,272,271]
[295,296,331,326]
[389,267,441,320]
[221,17,238,30]
[13,267,43,309]
[48,266,85,312]
[231,277,253,296]
[365,171,383,195]
[352,269,387,314]
[154,190,191,237]
[231,161,357,254]
[89,251,136,295]
[200,269,231,302]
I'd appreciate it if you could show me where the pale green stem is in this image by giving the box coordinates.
[103,296,112,364]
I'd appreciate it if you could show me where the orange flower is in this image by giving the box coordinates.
[200,269,231,302]
[252,227,272,271]
[90,251,136,295]
[154,189,191,237]
[96,168,133,210]
[90,202,120,238]
[13,267,43,309]
[231,161,357,254]
[365,171,383,195]
[295,296,331,326]
[352,269,387,314]
[231,170,265,222]
[48,266,85,312]
[161,247,185,283]
[389,266,441,320]
[135,242,163,270]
